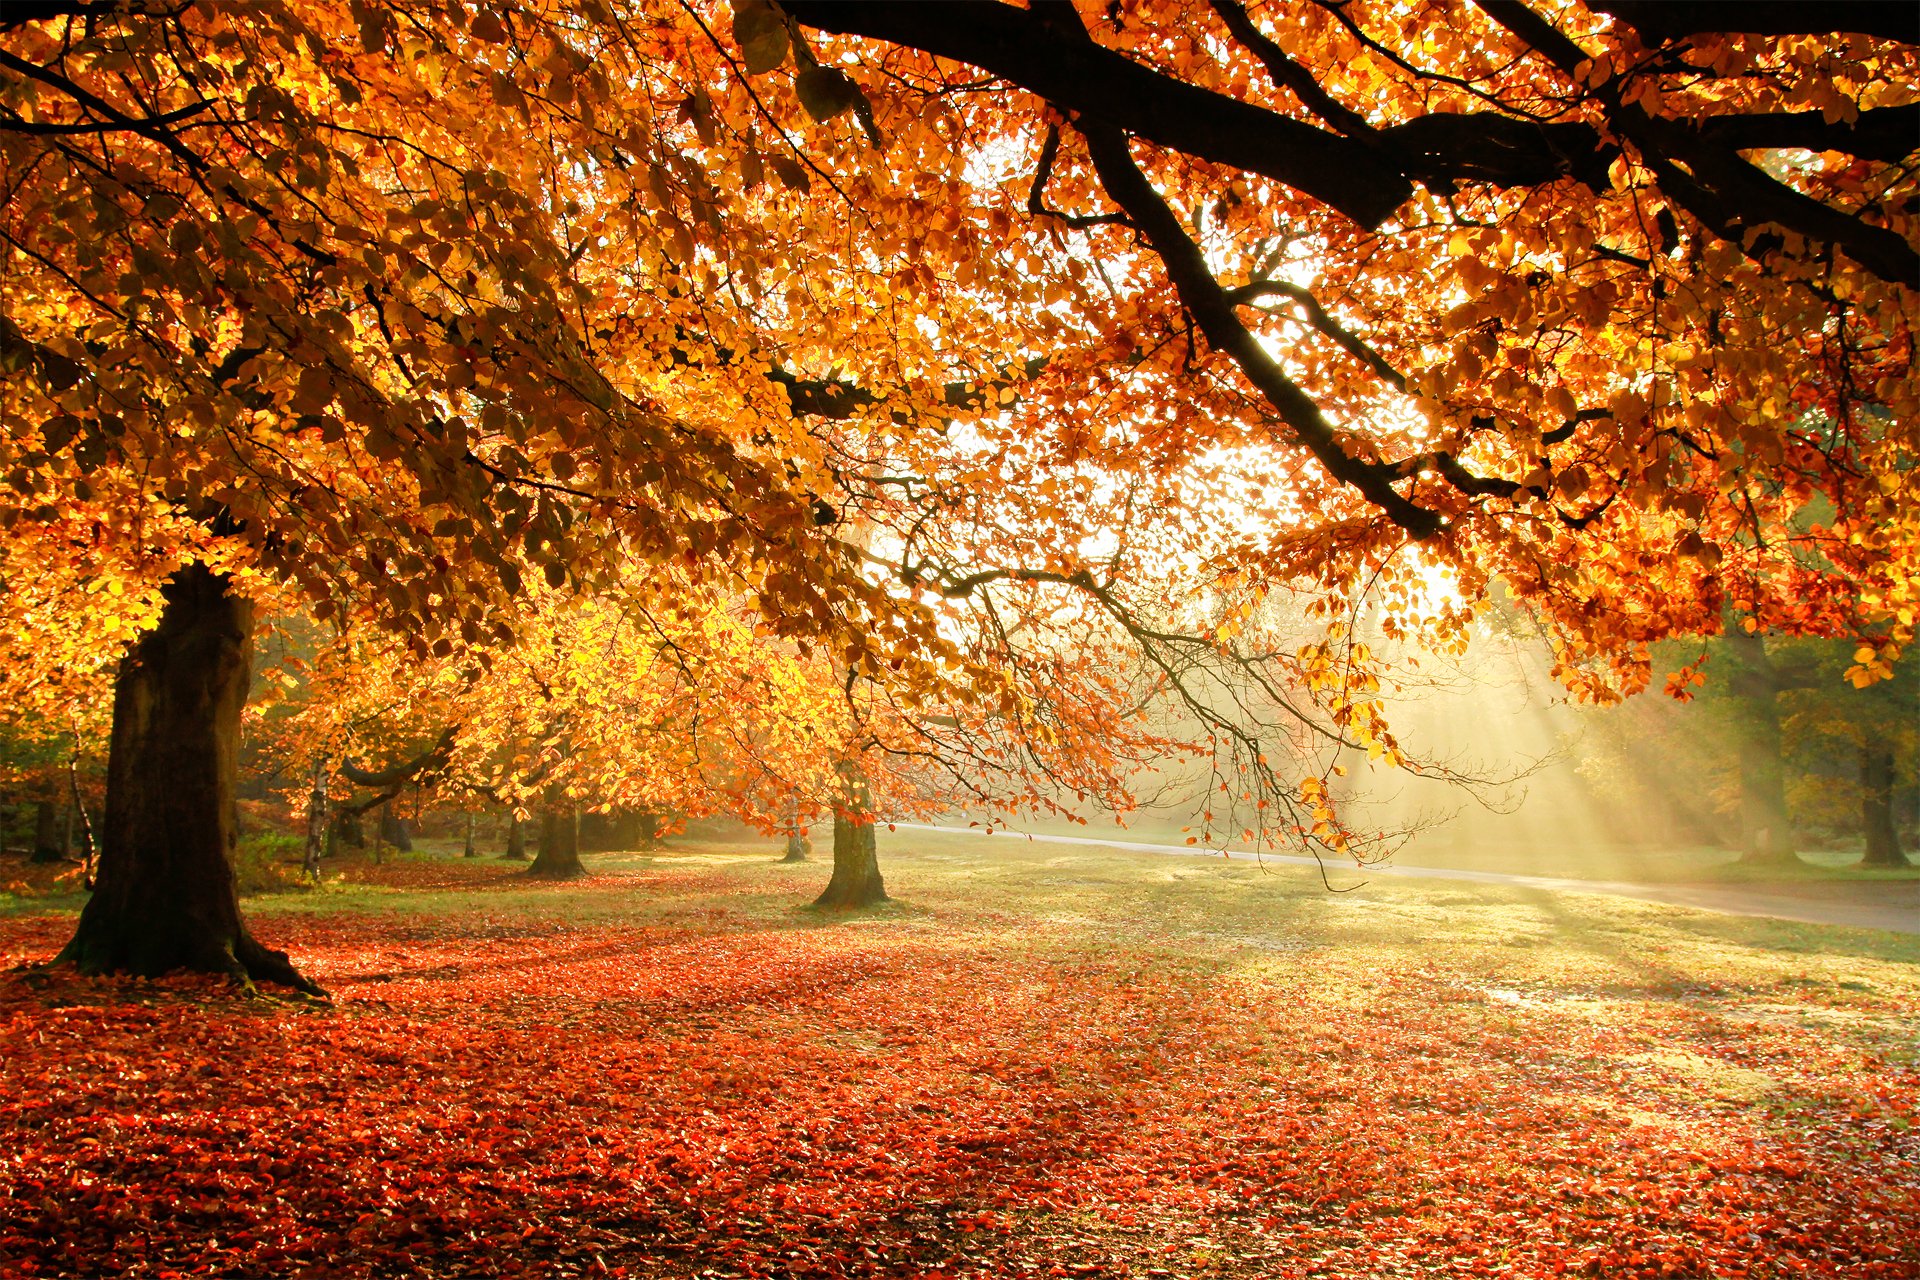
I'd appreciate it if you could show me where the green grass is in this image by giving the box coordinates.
[247,826,1920,974]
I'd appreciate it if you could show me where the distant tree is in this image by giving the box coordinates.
[1782,647,1918,866]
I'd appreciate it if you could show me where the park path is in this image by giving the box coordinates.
[891,823,1920,937]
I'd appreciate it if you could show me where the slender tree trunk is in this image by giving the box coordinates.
[781,794,811,862]
[67,745,97,888]
[529,801,584,878]
[463,810,479,858]
[814,765,888,908]
[53,563,319,993]
[29,799,61,864]
[1862,742,1906,867]
[1727,630,1795,862]
[500,814,527,860]
[302,758,328,880]
[782,829,812,863]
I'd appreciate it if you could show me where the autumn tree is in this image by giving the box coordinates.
[7,1,1917,985]
[1779,642,1917,866]
[767,1,1916,676]
[2,1,996,986]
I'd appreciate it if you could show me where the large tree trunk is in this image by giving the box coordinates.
[814,767,888,908]
[29,799,62,864]
[378,807,413,852]
[529,802,583,879]
[815,811,887,907]
[1861,742,1906,867]
[53,563,319,994]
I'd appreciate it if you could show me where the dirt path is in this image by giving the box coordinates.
[893,823,1920,936]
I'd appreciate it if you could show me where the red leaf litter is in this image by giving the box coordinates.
[2,857,1916,1278]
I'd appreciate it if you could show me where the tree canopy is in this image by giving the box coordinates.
[2,1,1916,980]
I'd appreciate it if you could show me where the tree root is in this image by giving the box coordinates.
[525,863,588,880]
[235,933,330,1000]
[48,926,329,1000]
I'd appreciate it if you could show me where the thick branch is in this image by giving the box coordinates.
[0,2,124,32]
[1076,123,1441,537]
[787,1,1621,219]
[1208,0,1378,139]
[769,354,1047,421]
[1476,0,1920,287]
[0,101,212,137]
[0,48,209,173]
[784,0,1413,228]
[337,726,458,789]
[1592,2,1920,43]
[1703,104,1920,164]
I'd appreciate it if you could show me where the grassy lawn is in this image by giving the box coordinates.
[2,831,1916,1278]
[1381,841,1920,885]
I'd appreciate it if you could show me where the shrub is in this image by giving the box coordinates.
[234,831,308,896]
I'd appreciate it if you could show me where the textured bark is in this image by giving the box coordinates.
[500,814,528,861]
[302,759,328,880]
[378,808,412,852]
[1861,742,1907,867]
[29,800,61,864]
[67,746,97,882]
[462,811,479,858]
[815,765,888,908]
[53,563,320,994]
[636,809,662,849]
[814,810,887,908]
[529,803,584,879]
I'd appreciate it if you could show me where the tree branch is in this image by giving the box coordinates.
[1076,122,1442,537]
[337,726,459,789]
[783,0,1414,228]
[0,101,213,137]
[1592,2,1919,43]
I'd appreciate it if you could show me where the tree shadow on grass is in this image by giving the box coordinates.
[1509,884,1920,988]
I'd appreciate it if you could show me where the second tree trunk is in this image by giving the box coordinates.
[529,802,584,878]
[1861,742,1906,867]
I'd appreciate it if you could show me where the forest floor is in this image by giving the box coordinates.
[2,831,1917,1278]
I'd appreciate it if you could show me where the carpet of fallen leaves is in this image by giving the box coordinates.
[2,839,1917,1279]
